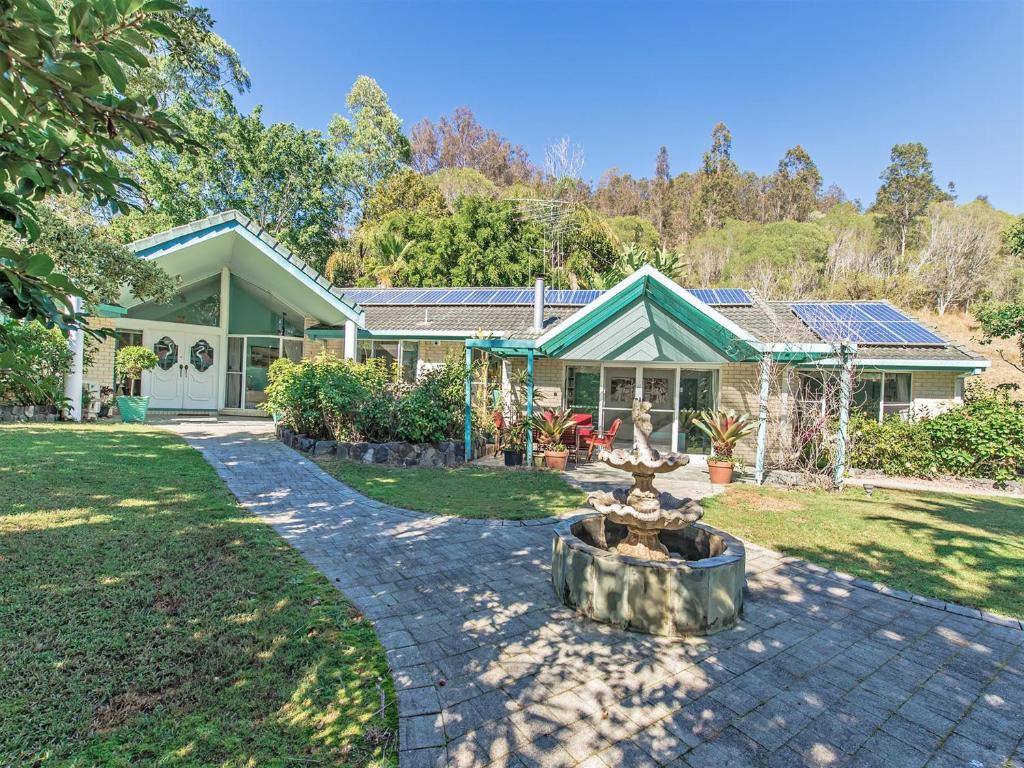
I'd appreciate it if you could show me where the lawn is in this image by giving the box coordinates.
[0,424,396,767]
[702,485,1024,619]
[316,459,586,520]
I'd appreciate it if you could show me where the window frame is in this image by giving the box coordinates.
[356,339,420,383]
[798,370,915,423]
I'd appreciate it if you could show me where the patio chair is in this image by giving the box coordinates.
[583,418,622,462]
[492,410,506,457]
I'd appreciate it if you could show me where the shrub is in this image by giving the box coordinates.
[924,385,1024,482]
[115,346,158,386]
[848,412,938,477]
[0,319,71,405]
[847,384,1024,482]
[265,351,470,444]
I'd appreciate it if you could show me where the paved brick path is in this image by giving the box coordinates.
[168,420,1024,768]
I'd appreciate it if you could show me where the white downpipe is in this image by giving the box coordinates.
[344,319,357,360]
[63,296,84,422]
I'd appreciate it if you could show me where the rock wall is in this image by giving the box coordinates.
[276,425,468,467]
[0,404,59,423]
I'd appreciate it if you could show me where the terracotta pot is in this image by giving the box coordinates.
[707,459,735,484]
[544,449,570,471]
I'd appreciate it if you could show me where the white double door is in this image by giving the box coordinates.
[143,328,220,410]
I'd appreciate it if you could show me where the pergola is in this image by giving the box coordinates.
[460,267,844,483]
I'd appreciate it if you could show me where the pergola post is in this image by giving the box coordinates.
[62,296,84,422]
[754,351,772,484]
[464,345,473,462]
[525,349,535,465]
[343,319,357,360]
[834,345,853,487]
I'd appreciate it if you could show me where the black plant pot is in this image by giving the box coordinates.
[503,450,524,467]
[98,404,110,418]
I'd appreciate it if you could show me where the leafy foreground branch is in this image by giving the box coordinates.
[0,424,396,767]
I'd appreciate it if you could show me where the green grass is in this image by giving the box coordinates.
[703,485,1024,619]
[0,424,396,767]
[316,459,586,520]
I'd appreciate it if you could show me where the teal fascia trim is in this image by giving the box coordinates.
[465,338,539,358]
[95,303,127,318]
[133,220,237,259]
[306,328,346,340]
[538,280,645,357]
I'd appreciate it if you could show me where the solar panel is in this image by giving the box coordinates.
[790,303,946,345]
[686,288,753,306]
[339,286,755,308]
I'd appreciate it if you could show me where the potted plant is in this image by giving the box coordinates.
[694,409,755,484]
[531,409,575,471]
[501,421,527,467]
[114,346,159,423]
[97,386,114,418]
[81,386,94,419]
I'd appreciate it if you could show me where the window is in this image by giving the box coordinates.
[564,366,600,422]
[356,340,420,383]
[851,372,912,421]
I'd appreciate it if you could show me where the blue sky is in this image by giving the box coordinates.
[204,0,1023,213]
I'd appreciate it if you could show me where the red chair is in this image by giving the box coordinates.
[492,410,506,456]
[583,418,622,462]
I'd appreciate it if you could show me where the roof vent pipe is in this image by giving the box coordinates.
[533,277,544,331]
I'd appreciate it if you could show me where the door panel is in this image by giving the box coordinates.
[143,330,183,409]
[182,335,218,409]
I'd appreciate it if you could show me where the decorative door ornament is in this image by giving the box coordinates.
[153,336,178,371]
[190,339,214,372]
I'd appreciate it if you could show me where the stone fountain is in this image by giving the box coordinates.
[551,399,745,636]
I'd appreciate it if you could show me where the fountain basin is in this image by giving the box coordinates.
[551,514,745,637]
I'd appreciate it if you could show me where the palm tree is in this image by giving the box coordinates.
[372,233,415,287]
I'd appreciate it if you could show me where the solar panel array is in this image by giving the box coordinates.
[339,287,753,307]
[790,302,946,345]
[687,288,752,306]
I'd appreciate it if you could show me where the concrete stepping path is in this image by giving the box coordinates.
[166,419,1024,768]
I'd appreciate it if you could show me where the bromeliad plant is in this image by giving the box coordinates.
[530,409,574,449]
[694,409,756,464]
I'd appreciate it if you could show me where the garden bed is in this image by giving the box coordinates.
[0,404,59,423]
[277,424,469,466]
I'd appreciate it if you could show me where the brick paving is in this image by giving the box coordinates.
[167,419,1024,768]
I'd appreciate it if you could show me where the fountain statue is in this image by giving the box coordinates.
[551,398,746,636]
[587,400,704,561]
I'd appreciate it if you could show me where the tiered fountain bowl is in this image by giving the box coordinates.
[551,401,745,637]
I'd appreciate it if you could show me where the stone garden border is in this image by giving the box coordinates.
[275,425,468,467]
[0,404,59,423]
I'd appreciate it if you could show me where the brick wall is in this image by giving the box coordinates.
[911,371,960,416]
[83,316,117,394]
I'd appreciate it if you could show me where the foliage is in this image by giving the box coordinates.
[1003,215,1024,258]
[330,76,410,221]
[0,197,175,306]
[923,385,1024,482]
[501,420,527,453]
[848,412,939,477]
[530,409,574,447]
[702,484,1024,618]
[126,91,346,273]
[266,351,468,444]
[115,345,159,385]
[0,424,396,765]
[872,142,951,261]
[0,319,71,405]
[0,0,187,360]
[848,385,1024,482]
[694,409,755,458]
[319,460,583,521]
[606,215,661,253]
[364,168,447,221]
[976,302,1024,375]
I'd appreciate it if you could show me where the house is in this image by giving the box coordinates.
[78,210,989,478]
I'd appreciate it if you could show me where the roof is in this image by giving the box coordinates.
[129,210,363,324]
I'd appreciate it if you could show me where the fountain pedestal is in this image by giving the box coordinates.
[550,399,746,636]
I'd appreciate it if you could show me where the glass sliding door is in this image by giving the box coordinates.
[641,367,675,451]
[678,369,716,454]
[226,335,305,411]
[245,336,279,410]
[602,366,637,446]
[564,366,600,422]
[226,337,244,408]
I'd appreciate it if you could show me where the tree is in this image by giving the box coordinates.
[693,123,740,232]
[127,92,346,272]
[652,146,672,243]
[916,201,1003,314]
[369,233,416,288]
[1004,215,1024,258]
[0,0,186,346]
[433,167,498,210]
[976,303,1024,376]
[410,107,535,185]
[593,169,649,218]
[770,145,822,221]
[1,198,175,307]
[364,168,447,221]
[330,76,410,222]
[872,142,950,267]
